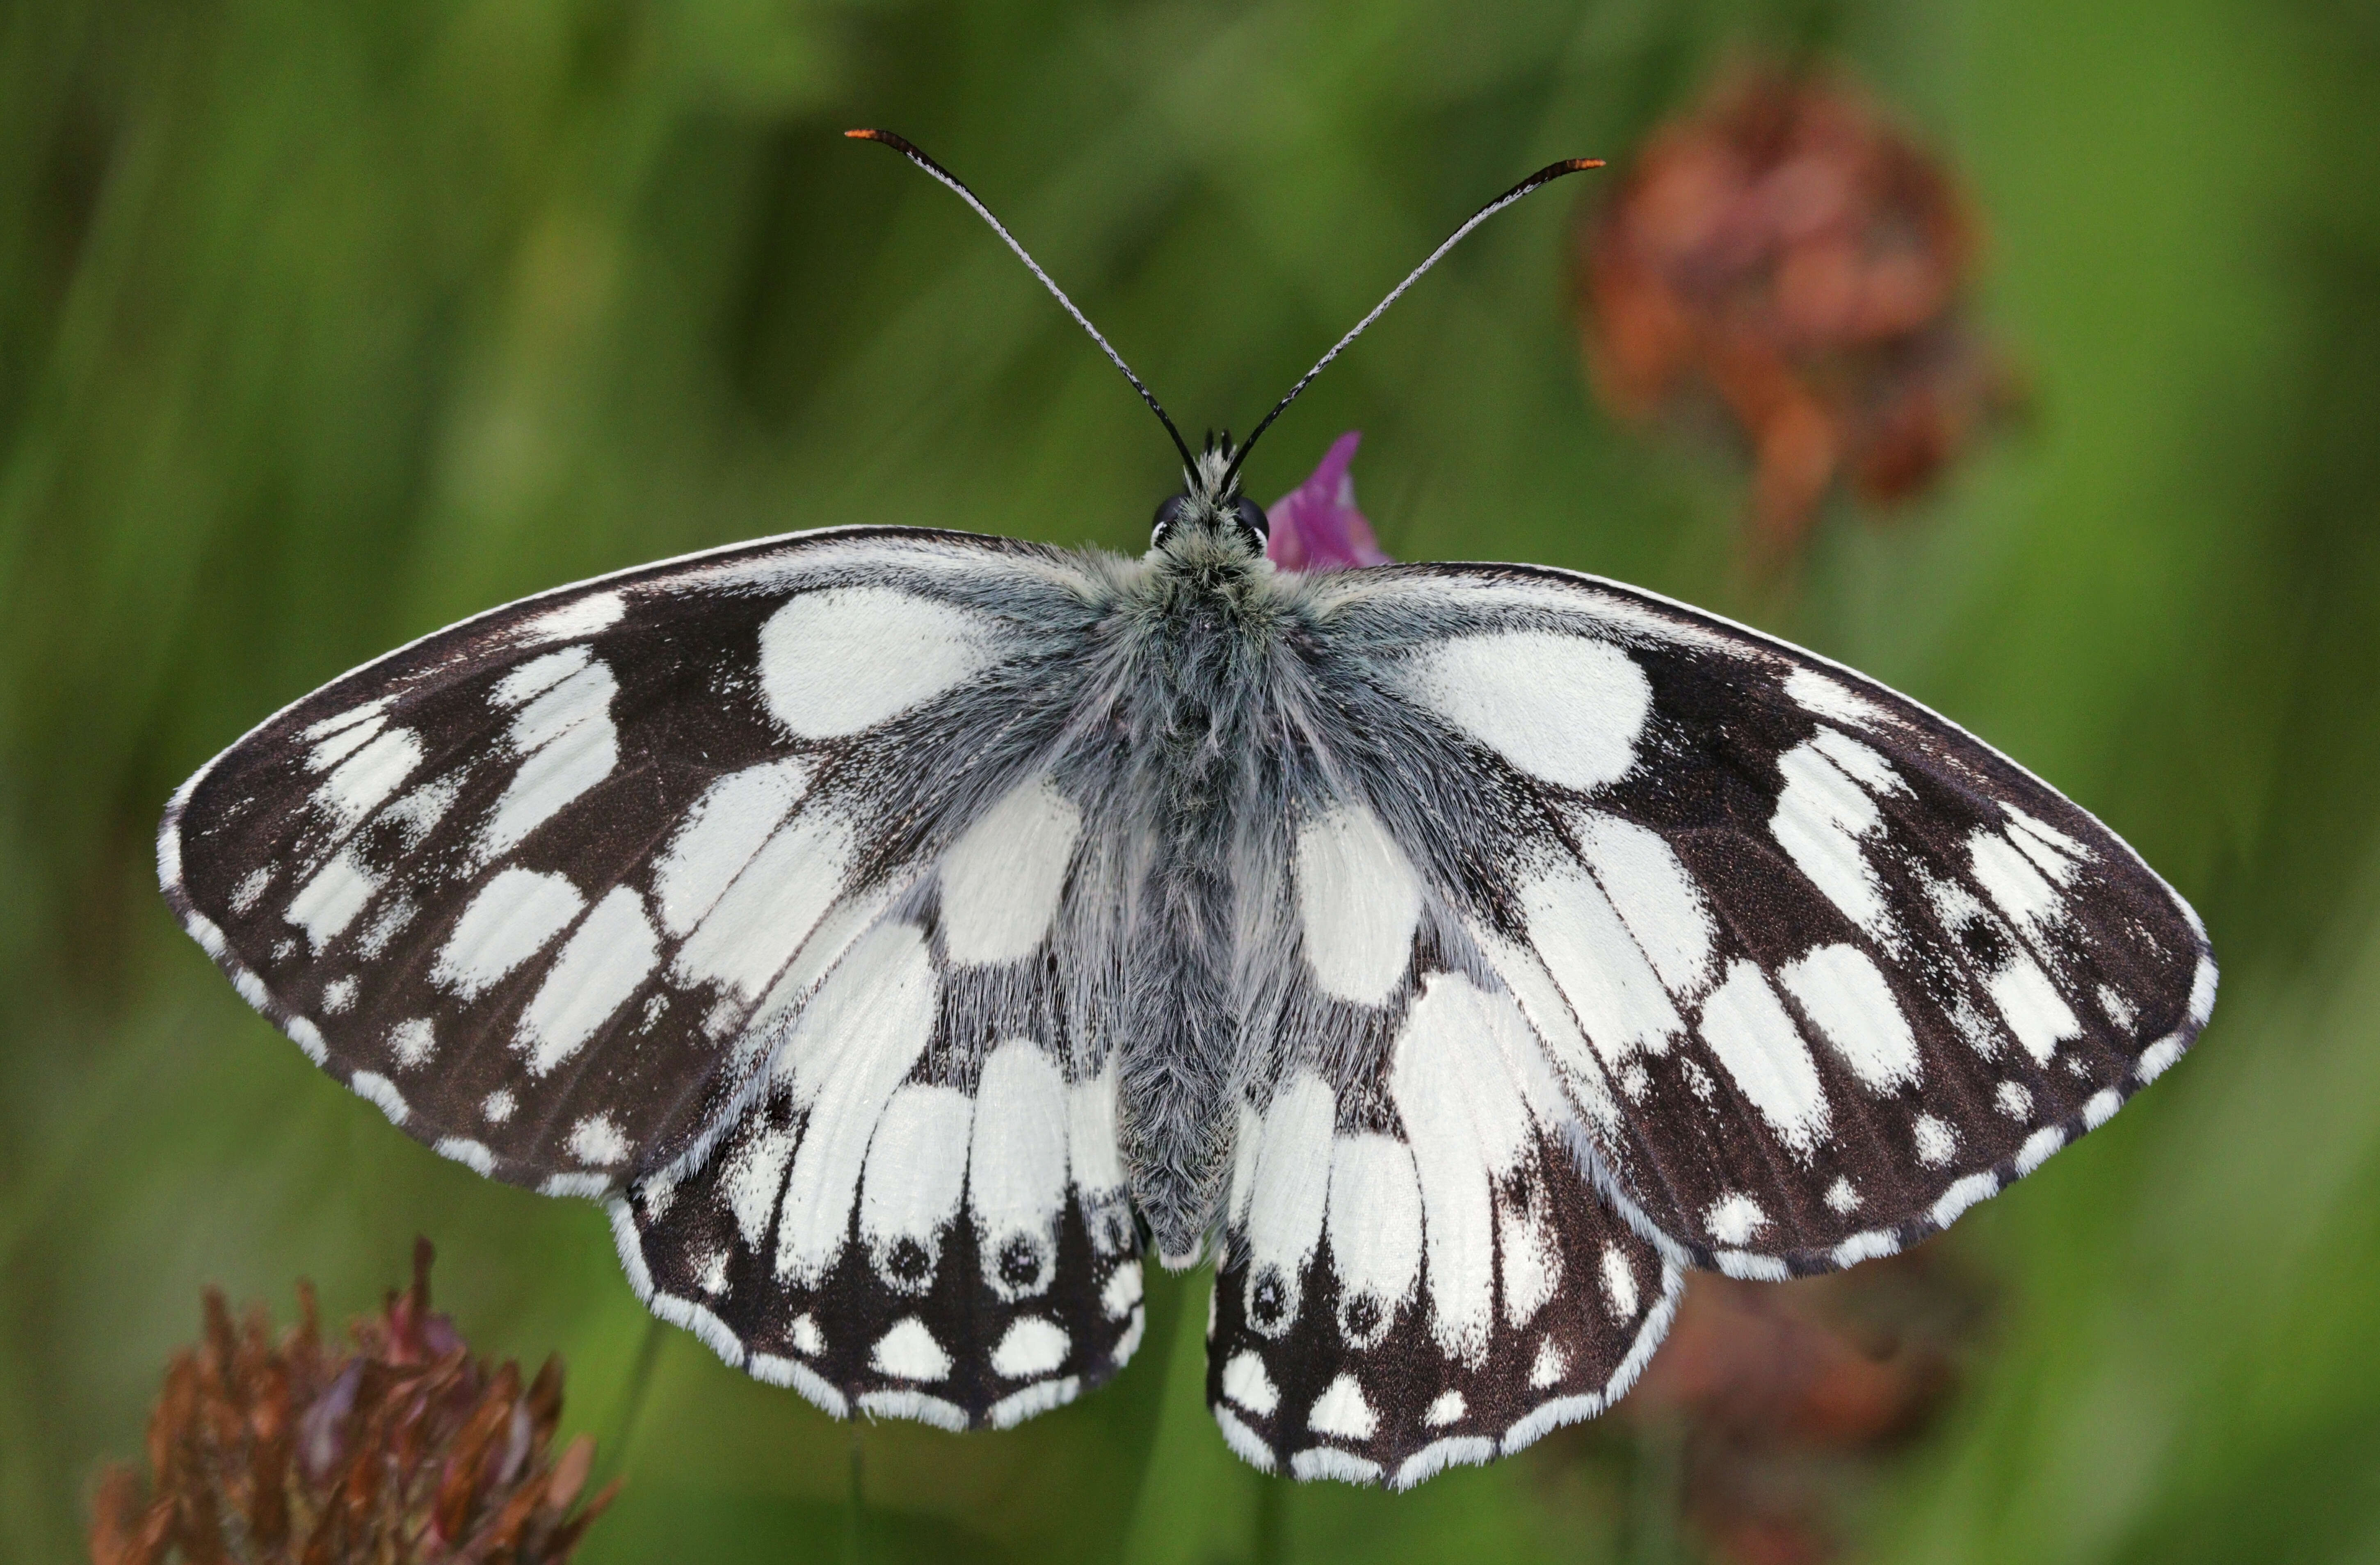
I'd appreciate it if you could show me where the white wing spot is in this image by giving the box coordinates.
[860,1084,973,1294]
[302,699,389,743]
[1698,960,1829,1154]
[1971,828,2067,935]
[2014,1125,2067,1175]
[1309,1374,1379,1440]
[1522,860,1683,1068]
[991,1317,1070,1380]
[305,710,385,770]
[1824,1177,1861,1214]
[378,775,462,848]
[2004,806,2089,876]
[481,662,617,859]
[1294,801,1423,1004]
[941,776,1083,965]
[315,729,425,829]
[1996,1080,2035,1119]
[493,648,590,707]
[1571,810,1718,999]
[1244,1073,1337,1337]
[356,894,418,960]
[723,1122,799,1246]
[1807,726,1907,795]
[2137,1034,2187,1082]
[1779,943,1919,1093]
[870,1318,952,1382]
[1913,1113,1958,1166]
[968,1039,1071,1302]
[322,976,357,1015]
[230,867,274,915]
[482,1088,515,1123]
[568,1113,628,1167]
[435,1138,495,1175]
[1528,1337,1568,1389]
[431,869,584,1001]
[285,850,382,953]
[1989,958,2083,1065]
[388,1017,435,1068]
[791,1314,825,1356]
[674,808,854,1004]
[1114,1307,1145,1366]
[2097,984,2138,1030]
[517,887,659,1074]
[1499,1200,1561,1329]
[516,591,625,644]
[1324,1133,1423,1348]
[1388,976,1537,1362]
[1785,667,1889,727]
[1770,741,1893,940]
[1929,1173,2001,1228]
[1222,1351,1279,1417]
[653,760,813,938]
[1400,630,1652,792]
[1770,742,1894,937]
[1705,1193,1768,1246]
[1103,1262,1143,1321]
[1600,1245,1640,1321]
[1424,1389,1466,1427]
[759,586,996,738]
[772,924,939,1283]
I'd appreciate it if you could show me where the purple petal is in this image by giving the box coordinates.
[1266,431,1392,572]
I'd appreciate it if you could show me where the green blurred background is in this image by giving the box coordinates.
[7,0,2380,1560]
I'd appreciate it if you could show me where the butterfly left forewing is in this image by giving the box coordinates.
[1296,562,2215,1278]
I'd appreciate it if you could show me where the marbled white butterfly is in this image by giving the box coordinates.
[157,132,2215,1490]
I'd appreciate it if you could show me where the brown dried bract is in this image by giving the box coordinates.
[1581,64,2021,554]
[90,1239,616,1565]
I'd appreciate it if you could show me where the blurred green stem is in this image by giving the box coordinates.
[596,1315,667,1490]
[1630,1417,1686,1565]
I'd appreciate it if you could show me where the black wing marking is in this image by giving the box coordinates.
[159,527,1108,1195]
[1298,561,2215,1279]
[611,913,1146,1429]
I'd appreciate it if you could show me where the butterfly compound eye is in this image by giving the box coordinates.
[1230,495,1270,544]
[1150,493,1194,546]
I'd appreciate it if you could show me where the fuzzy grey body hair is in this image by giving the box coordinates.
[1068,519,1326,1261]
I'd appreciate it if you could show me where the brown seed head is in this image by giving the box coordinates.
[89,1240,615,1565]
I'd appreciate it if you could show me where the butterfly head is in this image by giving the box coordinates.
[1152,433,1269,557]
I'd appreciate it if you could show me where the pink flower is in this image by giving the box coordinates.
[1265,431,1392,572]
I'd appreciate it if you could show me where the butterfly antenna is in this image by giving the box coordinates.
[1218,156,1605,497]
[847,128,1199,477]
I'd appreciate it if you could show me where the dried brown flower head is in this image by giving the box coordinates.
[90,1238,616,1565]
[1580,64,2021,553]
[1616,1249,1986,1565]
